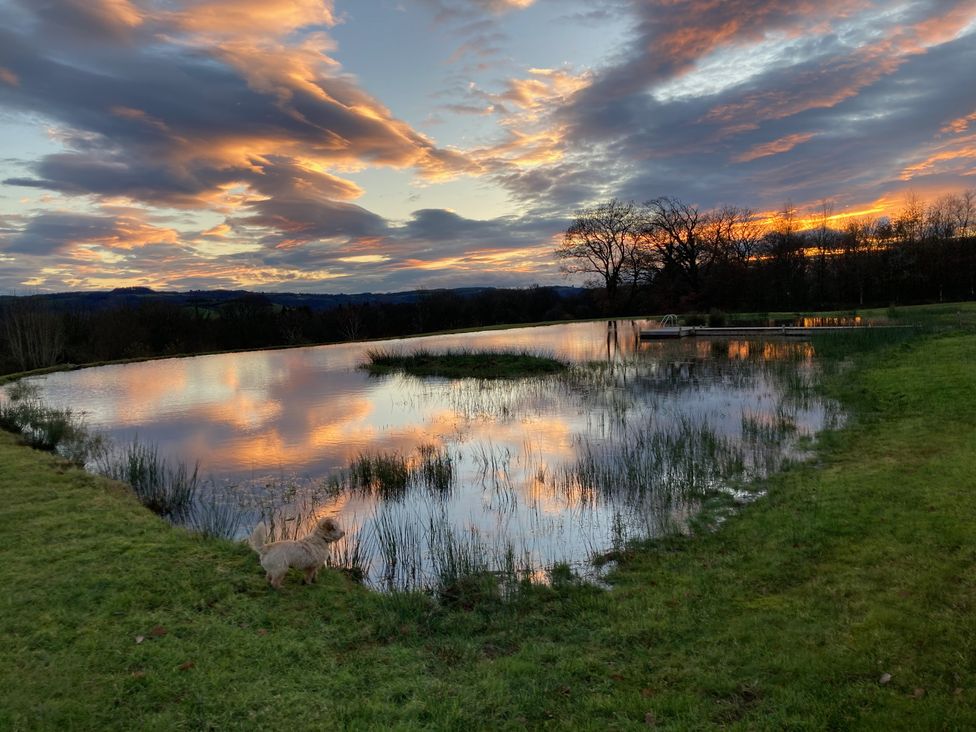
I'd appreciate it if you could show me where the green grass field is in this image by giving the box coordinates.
[2,303,975,729]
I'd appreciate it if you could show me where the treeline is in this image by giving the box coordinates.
[4,190,975,374]
[0,286,601,374]
[558,190,976,313]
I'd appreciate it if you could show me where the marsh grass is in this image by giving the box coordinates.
[741,407,798,443]
[188,487,246,540]
[97,442,199,519]
[417,443,454,493]
[372,507,426,592]
[351,451,412,498]
[326,522,374,584]
[565,417,745,505]
[363,347,568,379]
[351,444,458,499]
[0,381,103,463]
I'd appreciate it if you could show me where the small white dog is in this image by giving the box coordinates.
[248,517,345,589]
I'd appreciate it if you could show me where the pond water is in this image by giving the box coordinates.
[25,319,842,590]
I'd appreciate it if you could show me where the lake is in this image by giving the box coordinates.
[25,319,842,590]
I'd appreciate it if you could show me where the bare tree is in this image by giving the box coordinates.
[955,190,976,295]
[945,189,975,238]
[926,194,958,241]
[810,200,835,304]
[705,205,763,265]
[896,191,925,245]
[762,201,808,307]
[556,199,649,307]
[1,296,65,372]
[645,197,710,296]
[842,218,873,306]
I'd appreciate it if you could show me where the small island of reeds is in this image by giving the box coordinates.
[363,347,568,379]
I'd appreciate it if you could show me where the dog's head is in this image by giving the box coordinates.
[315,517,345,542]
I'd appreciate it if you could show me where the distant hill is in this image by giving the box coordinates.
[0,286,587,312]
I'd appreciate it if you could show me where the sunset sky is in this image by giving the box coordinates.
[0,0,974,294]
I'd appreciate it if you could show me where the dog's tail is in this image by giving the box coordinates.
[248,522,269,555]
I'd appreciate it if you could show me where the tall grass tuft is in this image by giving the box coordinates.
[0,383,100,462]
[188,487,245,540]
[326,521,374,584]
[351,451,411,498]
[417,443,454,493]
[98,442,199,519]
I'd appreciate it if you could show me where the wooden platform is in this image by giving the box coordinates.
[638,325,912,339]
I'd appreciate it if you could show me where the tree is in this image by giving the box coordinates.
[1,296,65,371]
[645,197,709,300]
[762,202,808,308]
[810,200,836,305]
[555,199,649,308]
[841,218,873,306]
[700,205,763,308]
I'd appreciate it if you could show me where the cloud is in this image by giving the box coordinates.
[0,0,478,252]
[734,132,818,163]
[422,0,535,22]
[2,0,975,293]
[537,0,976,215]
[3,210,179,256]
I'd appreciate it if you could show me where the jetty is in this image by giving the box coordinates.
[639,325,912,339]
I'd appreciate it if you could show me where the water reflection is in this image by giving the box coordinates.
[27,319,842,589]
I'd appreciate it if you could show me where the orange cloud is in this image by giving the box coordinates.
[0,66,19,87]
[500,68,591,112]
[400,244,554,274]
[110,106,171,134]
[735,132,817,163]
[463,68,589,172]
[66,0,144,36]
[942,110,976,135]
[899,136,976,181]
[167,0,337,37]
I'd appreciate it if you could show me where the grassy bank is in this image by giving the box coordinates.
[2,309,976,728]
[363,348,568,379]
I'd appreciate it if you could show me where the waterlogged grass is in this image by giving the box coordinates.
[3,312,976,727]
[349,444,456,500]
[0,384,94,456]
[97,442,200,520]
[364,347,568,379]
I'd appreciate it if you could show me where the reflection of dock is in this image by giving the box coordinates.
[639,326,912,339]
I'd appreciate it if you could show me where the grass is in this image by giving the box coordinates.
[1,305,976,728]
[363,347,568,379]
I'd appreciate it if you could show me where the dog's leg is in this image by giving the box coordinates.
[303,566,318,584]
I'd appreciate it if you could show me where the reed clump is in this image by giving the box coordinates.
[97,442,199,519]
[363,347,567,379]
[0,382,101,462]
[351,451,411,498]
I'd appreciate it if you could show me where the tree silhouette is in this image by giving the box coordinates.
[555,199,648,309]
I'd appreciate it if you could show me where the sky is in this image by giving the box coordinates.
[0,0,974,294]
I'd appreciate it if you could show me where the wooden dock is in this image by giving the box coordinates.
[638,325,912,339]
